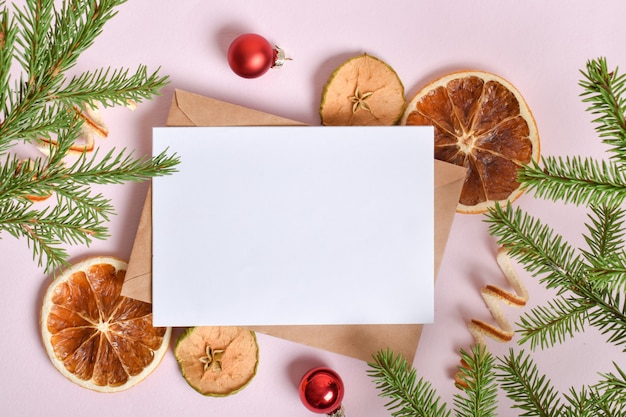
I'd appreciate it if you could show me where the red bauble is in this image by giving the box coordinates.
[299,367,345,415]
[227,33,285,78]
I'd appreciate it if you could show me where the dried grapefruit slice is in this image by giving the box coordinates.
[320,53,405,126]
[174,326,258,396]
[401,70,540,213]
[41,256,171,392]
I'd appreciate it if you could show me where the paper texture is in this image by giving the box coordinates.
[122,89,467,361]
[151,126,434,327]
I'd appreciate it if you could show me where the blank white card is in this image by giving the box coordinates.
[151,126,434,326]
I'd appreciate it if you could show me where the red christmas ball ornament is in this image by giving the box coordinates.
[227,33,286,78]
[299,367,346,416]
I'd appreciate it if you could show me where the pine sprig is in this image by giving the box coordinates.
[496,349,563,417]
[486,203,626,351]
[579,57,626,162]
[368,349,451,417]
[0,0,178,273]
[596,363,626,406]
[0,198,109,270]
[452,344,498,417]
[0,146,179,272]
[582,204,625,259]
[516,295,590,350]
[57,65,167,108]
[582,205,626,291]
[485,203,584,293]
[519,157,626,207]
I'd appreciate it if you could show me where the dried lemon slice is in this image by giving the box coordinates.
[401,70,540,214]
[175,326,259,396]
[320,53,405,126]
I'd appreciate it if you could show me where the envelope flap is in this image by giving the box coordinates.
[169,89,305,127]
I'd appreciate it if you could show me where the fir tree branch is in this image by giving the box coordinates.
[579,57,626,163]
[367,349,451,417]
[56,65,169,108]
[560,387,619,417]
[517,295,590,350]
[65,146,180,186]
[0,198,109,271]
[485,203,585,293]
[0,146,179,273]
[487,203,626,350]
[452,344,498,417]
[587,290,626,350]
[581,205,626,292]
[519,157,626,207]
[582,204,625,260]
[595,363,626,406]
[496,349,563,417]
[0,0,178,273]
[0,3,18,115]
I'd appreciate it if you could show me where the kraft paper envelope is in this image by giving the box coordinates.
[122,89,467,362]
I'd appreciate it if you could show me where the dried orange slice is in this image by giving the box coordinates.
[41,256,171,392]
[175,326,258,396]
[320,53,405,126]
[401,70,540,213]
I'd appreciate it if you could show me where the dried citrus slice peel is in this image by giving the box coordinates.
[15,159,53,202]
[175,326,259,396]
[40,256,171,392]
[37,104,109,156]
[320,53,405,126]
[401,70,540,213]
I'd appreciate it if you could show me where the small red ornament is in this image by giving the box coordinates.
[227,33,286,78]
[299,367,346,416]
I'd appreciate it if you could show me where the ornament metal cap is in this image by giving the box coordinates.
[272,46,287,68]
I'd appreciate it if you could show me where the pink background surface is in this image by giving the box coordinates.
[2,0,626,415]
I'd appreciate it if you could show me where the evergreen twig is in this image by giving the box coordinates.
[0,0,178,273]
[496,349,563,417]
[368,349,451,417]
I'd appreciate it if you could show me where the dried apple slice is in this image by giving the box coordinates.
[320,53,405,126]
[174,326,259,396]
